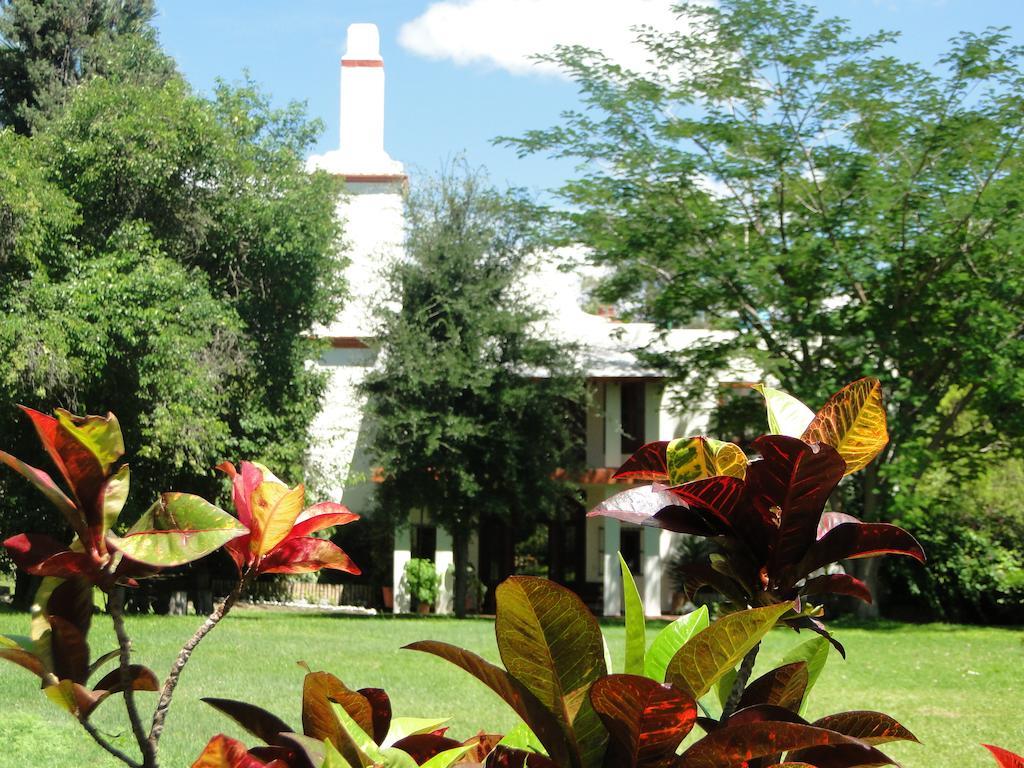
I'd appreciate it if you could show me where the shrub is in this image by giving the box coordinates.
[403,557,440,611]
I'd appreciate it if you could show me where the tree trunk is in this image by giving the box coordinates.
[854,463,882,619]
[453,525,469,619]
[12,570,37,612]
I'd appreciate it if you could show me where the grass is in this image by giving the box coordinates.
[0,608,1021,767]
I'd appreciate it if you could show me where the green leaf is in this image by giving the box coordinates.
[643,605,708,683]
[665,603,792,699]
[382,717,452,748]
[753,384,815,438]
[403,640,570,766]
[779,637,830,715]
[100,464,130,533]
[109,492,247,566]
[322,740,355,768]
[619,553,646,676]
[495,576,608,768]
[496,723,547,754]
[419,744,476,768]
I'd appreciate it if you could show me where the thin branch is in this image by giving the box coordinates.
[147,574,249,751]
[722,642,761,719]
[109,588,156,768]
[80,718,142,768]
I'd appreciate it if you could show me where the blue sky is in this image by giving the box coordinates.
[154,1,1024,197]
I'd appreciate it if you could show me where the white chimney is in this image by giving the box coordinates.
[340,24,385,161]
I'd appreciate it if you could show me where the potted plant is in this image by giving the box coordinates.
[402,557,439,614]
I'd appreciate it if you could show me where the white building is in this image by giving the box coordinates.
[307,24,754,617]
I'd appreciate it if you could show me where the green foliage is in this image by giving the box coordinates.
[889,459,1024,623]
[502,0,1024,606]
[402,558,439,610]
[0,0,172,134]
[0,71,346,551]
[361,161,584,616]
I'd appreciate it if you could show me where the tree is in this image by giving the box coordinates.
[361,163,584,617]
[0,73,345,602]
[503,0,1024,612]
[0,0,172,134]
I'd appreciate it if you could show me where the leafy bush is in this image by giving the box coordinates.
[403,558,440,611]
[888,461,1024,623]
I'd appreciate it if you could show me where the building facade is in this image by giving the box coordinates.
[306,24,754,617]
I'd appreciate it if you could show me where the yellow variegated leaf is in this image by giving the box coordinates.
[708,439,747,479]
[101,464,130,532]
[251,481,306,556]
[801,378,888,475]
[753,384,815,437]
[54,409,124,473]
[666,437,747,484]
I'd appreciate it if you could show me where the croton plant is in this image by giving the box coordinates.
[0,406,359,768]
[0,382,1018,767]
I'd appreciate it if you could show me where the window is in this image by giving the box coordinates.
[411,524,436,561]
[620,381,646,454]
[620,527,642,575]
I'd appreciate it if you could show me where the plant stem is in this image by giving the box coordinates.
[722,642,760,719]
[109,587,157,768]
[147,575,248,752]
[80,718,142,768]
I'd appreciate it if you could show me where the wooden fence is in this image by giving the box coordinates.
[212,579,377,608]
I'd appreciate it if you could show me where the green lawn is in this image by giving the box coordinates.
[0,608,1021,767]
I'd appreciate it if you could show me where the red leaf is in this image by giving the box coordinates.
[613,441,670,481]
[0,646,46,678]
[301,670,373,764]
[589,674,697,767]
[0,449,83,538]
[202,697,294,745]
[358,687,392,745]
[392,733,463,762]
[680,721,867,768]
[786,743,896,767]
[217,461,262,530]
[47,615,90,684]
[984,744,1024,768]
[258,537,360,575]
[484,746,559,767]
[737,663,809,712]
[747,436,846,584]
[650,477,746,536]
[4,534,99,580]
[289,503,359,539]
[812,711,918,746]
[798,523,925,580]
[192,735,278,768]
[801,574,872,604]
[92,664,159,695]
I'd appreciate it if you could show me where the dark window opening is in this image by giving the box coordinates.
[620,381,646,454]
[620,527,642,575]
[411,524,436,561]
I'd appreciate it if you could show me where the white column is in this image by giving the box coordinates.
[602,517,621,616]
[644,382,662,443]
[604,381,621,468]
[642,525,662,617]
[435,527,454,615]
[393,524,411,614]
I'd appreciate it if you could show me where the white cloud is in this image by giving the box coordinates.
[398,0,687,78]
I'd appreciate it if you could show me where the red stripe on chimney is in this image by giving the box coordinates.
[342,59,383,68]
